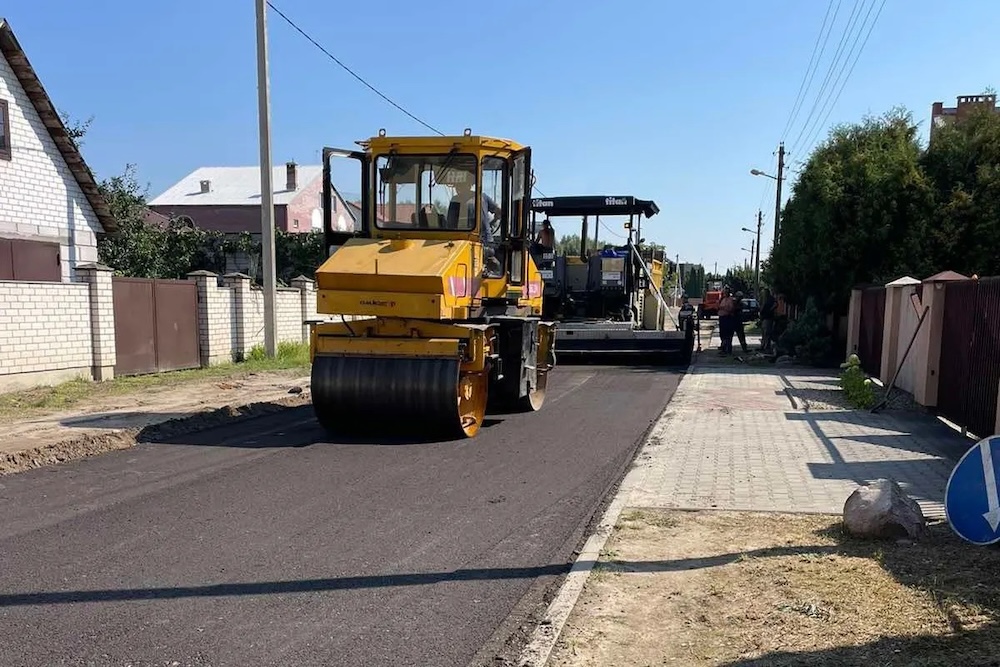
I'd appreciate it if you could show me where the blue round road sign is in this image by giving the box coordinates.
[945,435,1000,545]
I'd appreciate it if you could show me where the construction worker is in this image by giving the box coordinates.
[448,178,502,276]
[733,291,750,354]
[536,218,555,251]
[717,287,736,355]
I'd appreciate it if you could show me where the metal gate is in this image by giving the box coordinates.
[938,278,1000,439]
[857,286,886,377]
[112,277,200,376]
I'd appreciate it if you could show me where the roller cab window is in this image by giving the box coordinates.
[374,153,482,230]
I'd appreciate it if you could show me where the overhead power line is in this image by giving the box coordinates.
[265,1,443,135]
[787,0,868,156]
[797,0,888,157]
[266,1,548,198]
[779,0,841,143]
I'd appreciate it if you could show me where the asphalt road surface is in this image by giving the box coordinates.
[0,365,681,667]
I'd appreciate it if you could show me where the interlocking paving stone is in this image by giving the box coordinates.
[624,353,974,520]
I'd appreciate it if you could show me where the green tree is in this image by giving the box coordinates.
[724,265,754,295]
[556,233,608,256]
[920,103,1000,275]
[768,107,934,313]
[60,109,93,149]
[682,264,705,297]
[96,163,167,277]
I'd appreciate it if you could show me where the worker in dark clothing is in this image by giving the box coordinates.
[717,287,736,355]
[733,291,750,354]
[759,289,776,353]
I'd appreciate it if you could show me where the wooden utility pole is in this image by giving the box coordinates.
[773,142,785,247]
[754,209,762,297]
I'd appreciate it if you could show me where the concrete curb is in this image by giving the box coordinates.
[515,360,695,667]
[0,392,311,476]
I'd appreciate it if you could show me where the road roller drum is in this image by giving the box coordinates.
[311,355,490,439]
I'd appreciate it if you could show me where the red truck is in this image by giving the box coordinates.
[697,280,724,319]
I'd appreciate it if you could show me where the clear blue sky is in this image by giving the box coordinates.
[4,0,997,272]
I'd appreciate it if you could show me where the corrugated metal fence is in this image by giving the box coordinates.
[857,286,886,377]
[938,277,1000,439]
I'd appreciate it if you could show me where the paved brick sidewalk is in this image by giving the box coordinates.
[621,333,972,519]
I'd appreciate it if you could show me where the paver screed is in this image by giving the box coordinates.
[621,361,973,519]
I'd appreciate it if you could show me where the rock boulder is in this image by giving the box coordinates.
[843,478,927,539]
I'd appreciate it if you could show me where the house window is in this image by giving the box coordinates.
[293,218,299,229]
[0,99,10,161]
[321,192,337,211]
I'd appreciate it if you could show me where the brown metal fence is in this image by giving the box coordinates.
[857,286,886,377]
[113,277,200,376]
[937,277,1000,439]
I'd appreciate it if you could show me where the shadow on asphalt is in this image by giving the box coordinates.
[61,412,202,429]
[139,405,506,448]
[0,562,579,607]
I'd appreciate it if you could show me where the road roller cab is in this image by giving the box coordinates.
[309,129,556,439]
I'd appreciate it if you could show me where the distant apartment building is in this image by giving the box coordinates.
[931,93,999,138]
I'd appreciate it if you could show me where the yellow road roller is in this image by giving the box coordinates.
[309,129,556,439]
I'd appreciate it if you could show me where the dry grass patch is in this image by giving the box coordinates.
[0,341,310,422]
[549,509,1000,667]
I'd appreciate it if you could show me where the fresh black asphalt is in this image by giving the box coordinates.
[0,365,682,666]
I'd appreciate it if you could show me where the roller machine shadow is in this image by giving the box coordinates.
[528,196,694,366]
[307,129,556,440]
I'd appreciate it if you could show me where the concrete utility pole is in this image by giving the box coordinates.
[255,0,278,357]
[773,142,785,248]
[675,254,682,305]
[742,211,763,297]
[754,210,762,297]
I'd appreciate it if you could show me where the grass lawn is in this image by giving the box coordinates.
[0,341,310,421]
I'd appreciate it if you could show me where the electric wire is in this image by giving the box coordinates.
[266,1,549,198]
[787,0,868,156]
[797,0,888,158]
[266,1,443,136]
[779,0,841,142]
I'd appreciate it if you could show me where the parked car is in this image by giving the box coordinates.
[741,298,759,323]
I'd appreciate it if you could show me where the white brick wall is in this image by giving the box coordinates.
[240,288,303,350]
[0,281,92,376]
[0,270,361,391]
[0,51,103,281]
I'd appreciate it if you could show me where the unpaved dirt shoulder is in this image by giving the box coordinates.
[0,392,311,476]
[548,508,1000,667]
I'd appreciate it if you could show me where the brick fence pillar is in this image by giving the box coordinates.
[880,277,920,385]
[76,263,116,381]
[290,275,315,343]
[223,273,252,359]
[187,270,222,366]
[912,274,967,407]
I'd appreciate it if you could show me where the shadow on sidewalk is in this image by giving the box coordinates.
[715,521,1000,666]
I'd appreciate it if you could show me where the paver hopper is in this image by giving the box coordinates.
[528,195,694,364]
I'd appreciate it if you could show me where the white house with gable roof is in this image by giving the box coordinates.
[0,17,115,282]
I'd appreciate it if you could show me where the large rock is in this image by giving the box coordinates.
[843,478,927,539]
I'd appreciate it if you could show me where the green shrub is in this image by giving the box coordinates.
[839,354,876,409]
[245,344,268,362]
[776,298,833,365]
